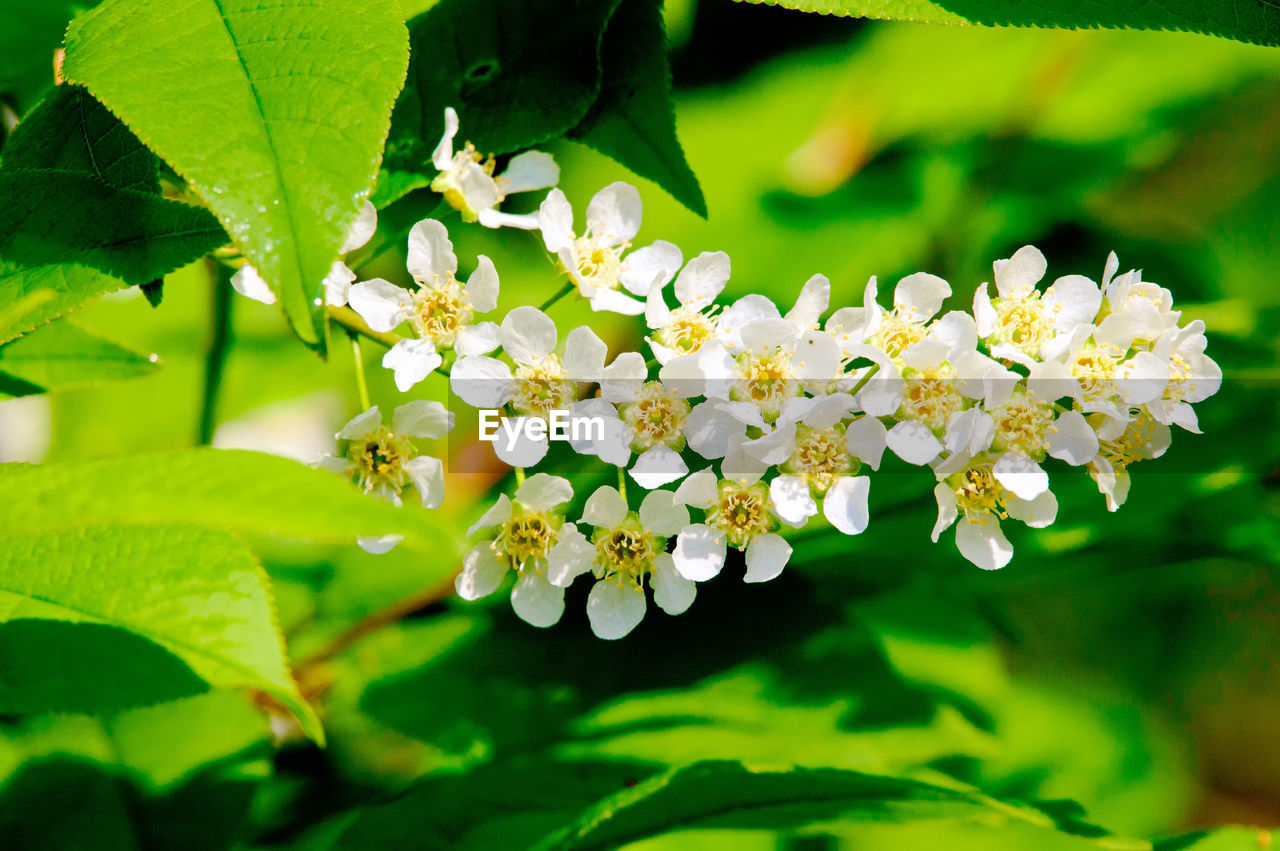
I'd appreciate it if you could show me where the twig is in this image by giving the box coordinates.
[197,262,234,445]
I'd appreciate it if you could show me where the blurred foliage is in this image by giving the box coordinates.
[1,0,1279,849]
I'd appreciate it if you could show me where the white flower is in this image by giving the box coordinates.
[1094,253,1181,350]
[973,245,1102,366]
[645,250,732,364]
[232,200,377,307]
[671,468,792,584]
[546,487,694,640]
[931,461,1057,570]
[1086,409,1172,512]
[575,374,696,490]
[765,407,882,536]
[431,107,559,229]
[455,473,574,628]
[539,182,682,315]
[1143,320,1221,433]
[317,400,453,510]
[451,307,610,466]
[348,219,500,391]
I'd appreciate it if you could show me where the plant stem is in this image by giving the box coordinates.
[197,262,234,445]
[513,466,526,486]
[617,465,628,504]
[350,333,371,411]
[848,361,881,397]
[328,305,401,348]
[539,281,576,311]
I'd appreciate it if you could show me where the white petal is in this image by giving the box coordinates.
[1046,410,1099,466]
[955,518,1014,570]
[886,420,943,465]
[589,288,646,316]
[547,524,595,587]
[358,534,402,555]
[348,279,411,333]
[406,219,458,281]
[464,254,500,313]
[600,352,648,402]
[931,482,958,542]
[620,240,683,297]
[992,451,1049,500]
[587,578,646,639]
[1006,489,1058,528]
[928,310,977,359]
[455,543,507,600]
[718,294,780,351]
[845,416,887,470]
[1119,351,1169,404]
[230,264,277,305]
[538,189,576,253]
[337,406,381,440]
[973,283,997,338]
[498,150,559,195]
[563,325,608,381]
[341,200,378,253]
[477,209,541,230]
[770,475,816,527]
[672,524,727,581]
[323,261,357,307]
[511,570,564,628]
[630,445,688,490]
[500,306,558,363]
[513,472,572,511]
[393,399,453,439]
[586,181,642,245]
[824,475,870,535]
[893,272,949,320]
[785,273,830,330]
[684,402,744,460]
[645,287,673,332]
[583,485,629,528]
[673,468,718,509]
[431,106,459,170]
[468,493,512,536]
[740,317,796,353]
[993,245,1046,300]
[651,553,695,615]
[404,455,445,509]
[451,355,514,408]
[493,422,549,467]
[673,250,731,310]
[383,339,443,392]
[744,533,791,583]
[639,489,691,536]
[1042,274,1102,334]
[793,330,841,380]
[455,321,501,356]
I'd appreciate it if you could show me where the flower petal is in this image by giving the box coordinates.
[468,493,512,536]
[651,553,695,615]
[583,485,628,528]
[406,219,458,282]
[493,421,549,467]
[673,468,719,509]
[785,273,830,330]
[538,189,575,253]
[955,517,1013,570]
[340,200,378,254]
[230,264,277,305]
[393,399,454,439]
[455,542,507,600]
[547,523,595,587]
[845,416,887,470]
[1046,410,1099,466]
[744,533,791,583]
[337,406,381,440]
[358,534,402,555]
[673,250,731,311]
[992,451,1049,501]
[770,475,817,527]
[431,106,459,171]
[383,339,443,392]
[323,261,357,307]
[586,181,642,245]
[404,455,445,509]
[993,245,1046,300]
[465,254,500,313]
[348,279,411,333]
[886,420,943,465]
[1006,489,1058,528]
[824,475,870,535]
[498,150,559,194]
[639,489,691,536]
[620,240,683,296]
[455,321,501,356]
[500,306,558,364]
[589,288,646,316]
[564,325,608,380]
[451,355,514,408]
[672,524,727,581]
[630,445,688,490]
[511,569,564,628]
[893,272,949,320]
[587,578,646,639]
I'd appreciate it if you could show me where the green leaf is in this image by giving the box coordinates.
[730,0,1280,49]
[0,86,227,345]
[532,761,1145,851]
[0,2,88,109]
[0,448,464,558]
[0,525,320,740]
[386,0,622,169]
[62,0,411,345]
[568,0,706,216]
[0,318,157,398]
[1155,828,1279,850]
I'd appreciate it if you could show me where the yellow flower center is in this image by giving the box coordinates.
[787,425,852,494]
[732,348,797,420]
[347,427,414,495]
[431,142,498,221]
[622,382,690,452]
[707,480,774,548]
[872,313,926,361]
[993,294,1053,352]
[511,355,574,418]
[568,237,625,291]
[901,365,963,430]
[1097,409,1161,473]
[954,465,1007,519]
[411,278,473,348]
[1163,353,1193,402]
[1070,344,1120,402]
[656,306,719,355]
[593,514,662,580]
[495,505,560,569]
[991,395,1055,457]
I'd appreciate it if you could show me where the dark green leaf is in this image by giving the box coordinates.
[731,0,1280,49]
[0,318,158,397]
[386,0,622,170]
[62,0,411,346]
[569,0,706,216]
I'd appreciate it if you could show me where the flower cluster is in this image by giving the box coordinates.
[264,109,1220,639]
